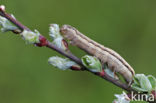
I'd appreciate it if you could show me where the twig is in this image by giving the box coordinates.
[47,42,133,92]
[0,6,134,92]
[0,6,155,103]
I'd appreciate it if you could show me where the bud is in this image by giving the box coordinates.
[49,24,67,50]
[81,55,102,72]
[0,15,18,32]
[147,75,156,90]
[49,24,60,40]
[131,84,148,92]
[36,35,47,47]
[113,92,130,103]
[52,37,67,50]
[48,56,77,70]
[21,29,40,44]
[0,5,5,11]
[71,65,82,71]
[137,74,152,92]
[131,74,154,92]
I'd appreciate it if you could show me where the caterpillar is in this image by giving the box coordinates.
[60,25,135,84]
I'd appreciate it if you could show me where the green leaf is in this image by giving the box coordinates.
[140,75,152,92]
[48,56,77,70]
[131,83,148,92]
[21,30,40,44]
[0,15,18,32]
[133,76,140,85]
[81,55,102,72]
[49,24,62,40]
[49,24,67,50]
[133,74,153,92]
[147,75,156,90]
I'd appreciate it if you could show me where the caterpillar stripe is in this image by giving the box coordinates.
[60,25,135,83]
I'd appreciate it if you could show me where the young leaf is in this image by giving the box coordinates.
[49,24,61,40]
[147,75,156,90]
[139,75,152,92]
[81,55,102,72]
[48,56,77,70]
[21,30,40,44]
[132,74,153,92]
[133,76,140,85]
[131,83,148,92]
[0,15,18,32]
[49,24,67,50]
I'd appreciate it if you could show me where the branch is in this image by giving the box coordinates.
[0,5,155,103]
[0,5,134,92]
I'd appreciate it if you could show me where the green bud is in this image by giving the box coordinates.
[0,15,18,32]
[21,30,40,44]
[133,76,140,85]
[49,24,62,40]
[131,83,148,92]
[48,56,77,70]
[147,75,156,90]
[49,24,67,50]
[132,74,153,92]
[137,74,152,92]
[52,37,67,50]
[81,55,102,72]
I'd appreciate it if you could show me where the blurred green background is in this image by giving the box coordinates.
[0,0,155,103]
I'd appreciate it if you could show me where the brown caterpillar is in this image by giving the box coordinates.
[60,25,135,83]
